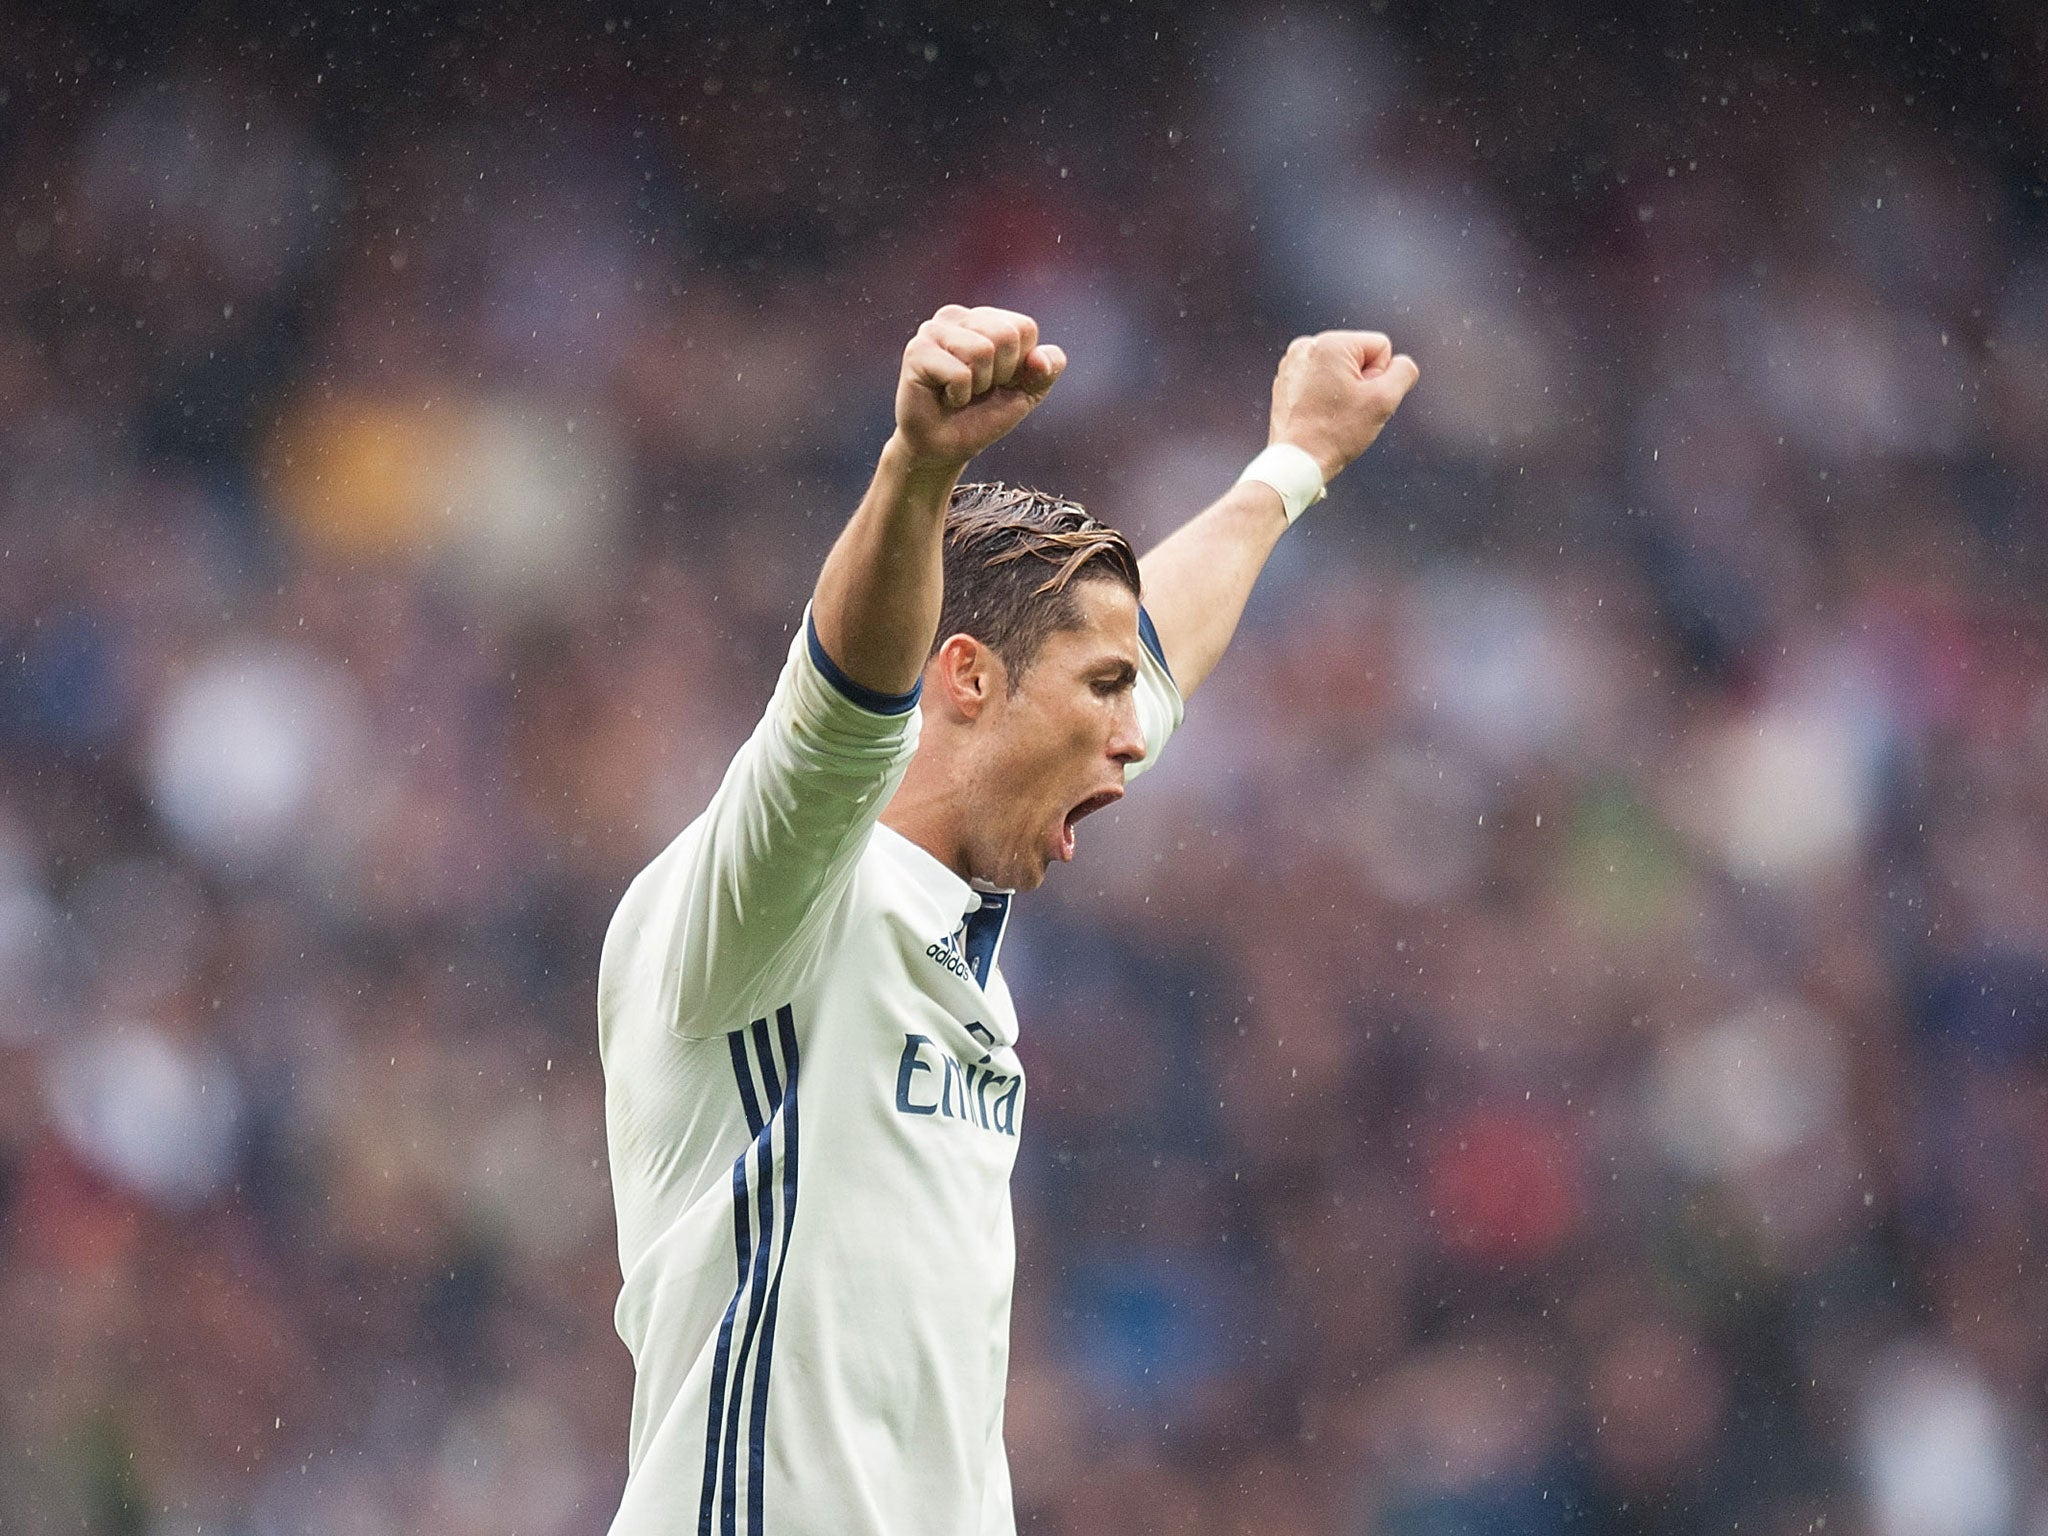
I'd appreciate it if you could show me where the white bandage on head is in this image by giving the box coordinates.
[1236,443,1328,525]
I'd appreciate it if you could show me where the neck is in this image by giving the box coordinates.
[881,748,975,881]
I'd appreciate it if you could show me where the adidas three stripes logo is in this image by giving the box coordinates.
[698,1005,801,1536]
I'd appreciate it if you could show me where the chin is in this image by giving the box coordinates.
[984,849,1052,893]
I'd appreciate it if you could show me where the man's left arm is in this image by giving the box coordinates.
[1139,331,1419,697]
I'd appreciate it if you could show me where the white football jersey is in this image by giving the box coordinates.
[599,608,1183,1536]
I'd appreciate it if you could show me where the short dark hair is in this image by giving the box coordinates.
[935,483,1141,687]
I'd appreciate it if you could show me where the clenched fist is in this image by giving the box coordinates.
[893,304,1066,471]
[1268,331,1419,483]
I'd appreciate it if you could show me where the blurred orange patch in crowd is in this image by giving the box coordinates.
[265,393,463,560]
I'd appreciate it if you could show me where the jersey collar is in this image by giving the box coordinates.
[959,889,1012,990]
[873,823,1016,989]
[873,821,988,926]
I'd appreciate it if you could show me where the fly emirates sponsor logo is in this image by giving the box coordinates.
[893,1033,1021,1136]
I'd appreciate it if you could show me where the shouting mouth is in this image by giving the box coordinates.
[1056,787,1123,862]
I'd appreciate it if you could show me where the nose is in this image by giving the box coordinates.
[1109,693,1145,765]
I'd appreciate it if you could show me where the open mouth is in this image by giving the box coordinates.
[1068,788,1122,826]
[1056,788,1123,861]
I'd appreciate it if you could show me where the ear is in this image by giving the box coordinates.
[929,633,1006,722]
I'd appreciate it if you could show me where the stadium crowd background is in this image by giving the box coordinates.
[3,1,2047,1532]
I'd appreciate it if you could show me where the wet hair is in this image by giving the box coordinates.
[935,483,1141,688]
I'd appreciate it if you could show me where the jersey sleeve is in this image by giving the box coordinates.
[607,608,921,1039]
[1125,606,1186,784]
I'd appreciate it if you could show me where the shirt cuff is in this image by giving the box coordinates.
[1136,606,1174,686]
[805,614,923,717]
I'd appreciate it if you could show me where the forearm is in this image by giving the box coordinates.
[811,305,1066,694]
[811,435,961,698]
[1143,329,1418,696]
[1137,480,1290,697]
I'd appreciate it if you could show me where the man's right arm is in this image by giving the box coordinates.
[811,305,1065,695]
[604,306,1064,1038]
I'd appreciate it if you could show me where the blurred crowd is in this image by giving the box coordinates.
[3,2,2047,1533]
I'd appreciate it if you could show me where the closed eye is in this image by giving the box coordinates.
[1090,660,1139,696]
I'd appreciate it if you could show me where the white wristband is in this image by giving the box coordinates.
[1237,443,1327,525]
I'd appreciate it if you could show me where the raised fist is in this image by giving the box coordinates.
[893,304,1066,470]
[1268,331,1419,483]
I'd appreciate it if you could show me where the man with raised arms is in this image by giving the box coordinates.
[599,304,1417,1536]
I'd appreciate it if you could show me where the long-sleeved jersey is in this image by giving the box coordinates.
[599,608,1182,1536]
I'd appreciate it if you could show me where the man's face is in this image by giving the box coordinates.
[962,578,1147,892]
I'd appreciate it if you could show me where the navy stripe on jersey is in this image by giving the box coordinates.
[729,1032,765,1138]
[701,1021,770,1536]
[750,1015,782,1111]
[806,614,922,716]
[699,1013,801,1536]
[720,1112,777,1536]
[698,1145,753,1536]
[747,1005,801,1536]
